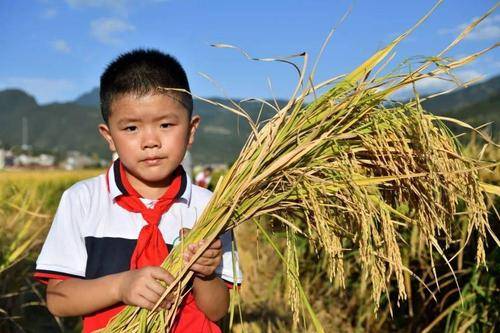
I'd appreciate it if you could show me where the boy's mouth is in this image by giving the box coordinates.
[142,156,164,166]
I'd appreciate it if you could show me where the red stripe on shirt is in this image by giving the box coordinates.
[33,272,74,284]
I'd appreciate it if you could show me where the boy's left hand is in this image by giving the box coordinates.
[181,228,222,278]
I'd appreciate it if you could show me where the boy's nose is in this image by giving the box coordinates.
[141,129,161,149]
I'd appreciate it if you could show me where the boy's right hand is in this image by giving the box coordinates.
[115,266,175,311]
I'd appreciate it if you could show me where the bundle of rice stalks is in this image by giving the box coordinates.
[103,2,499,332]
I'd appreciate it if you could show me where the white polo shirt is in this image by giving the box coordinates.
[35,163,243,285]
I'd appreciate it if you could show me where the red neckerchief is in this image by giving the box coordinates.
[114,159,185,269]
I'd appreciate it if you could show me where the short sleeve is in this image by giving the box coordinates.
[215,230,243,286]
[34,187,88,283]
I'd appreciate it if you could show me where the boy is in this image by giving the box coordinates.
[34,49,242,332]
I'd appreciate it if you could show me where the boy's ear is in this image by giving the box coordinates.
[98,123,116,152]
[187,115,201,149]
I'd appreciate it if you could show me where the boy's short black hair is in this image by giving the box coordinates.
[99,49,193,123]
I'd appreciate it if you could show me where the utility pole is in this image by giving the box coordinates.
[22,116,29,150]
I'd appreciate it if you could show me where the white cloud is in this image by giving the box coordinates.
[65,0,126,9]
[51,39,71,53]
[439,15,500,41]
[389,69,485,101]
[64,0,169,14]
[0,77,78,104]
[65,0,129,14]
[40,8,57,19]
[90,17,135,45]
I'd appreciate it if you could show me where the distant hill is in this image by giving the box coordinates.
[0,76,498,164]
[0,89,104,157]
[0,89,37,111]
[420,76,499,136]
[421,75,500,114]
[74,87,100,107]
[427,92,500,135]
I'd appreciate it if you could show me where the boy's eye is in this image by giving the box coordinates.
[124,126,137,132]
[161,123,172,128]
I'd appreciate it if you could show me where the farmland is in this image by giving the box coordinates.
[0,146,498,332]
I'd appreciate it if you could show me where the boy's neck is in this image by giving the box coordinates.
[124,169,174,200]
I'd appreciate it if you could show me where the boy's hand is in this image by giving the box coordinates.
[180,228,222,278]
[116,266,175,310]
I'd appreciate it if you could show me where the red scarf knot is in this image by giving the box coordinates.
[113,160,185,269]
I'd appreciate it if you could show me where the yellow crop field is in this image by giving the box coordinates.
[0,169,102,192]
[0,151,498,333]
[0,169,103,332]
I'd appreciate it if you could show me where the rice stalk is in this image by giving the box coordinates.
[103,3,499,332]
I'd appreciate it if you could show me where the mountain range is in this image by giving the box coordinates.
[0,76,498,164]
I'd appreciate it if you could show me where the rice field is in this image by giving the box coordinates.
[0,169,102,333]
[0,148,498,333]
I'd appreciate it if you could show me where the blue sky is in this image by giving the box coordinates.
[1,0,499,104]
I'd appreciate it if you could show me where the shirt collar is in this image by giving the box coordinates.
[106,160,192,205]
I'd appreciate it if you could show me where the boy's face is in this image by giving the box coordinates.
[99,93,199,187]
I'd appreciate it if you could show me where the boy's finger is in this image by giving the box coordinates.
[150,267,174,285]
[182,244,197,260]
[184,251,220,265]
[183,242,221,262]
[189,256,213,266]
[137,297,156,311]
[209,239,222,249]
[158,292,176,309]
[190,263,215,277]
[188,243,197,252]
[166,294,175,303]
[160,299,173,309]
[139,288,161,306]
[200,249,221,259]
[147,279,167,297]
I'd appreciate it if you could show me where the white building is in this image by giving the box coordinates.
[0,149,5,169]
[38,154,56,167]
[62,151,95,170]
